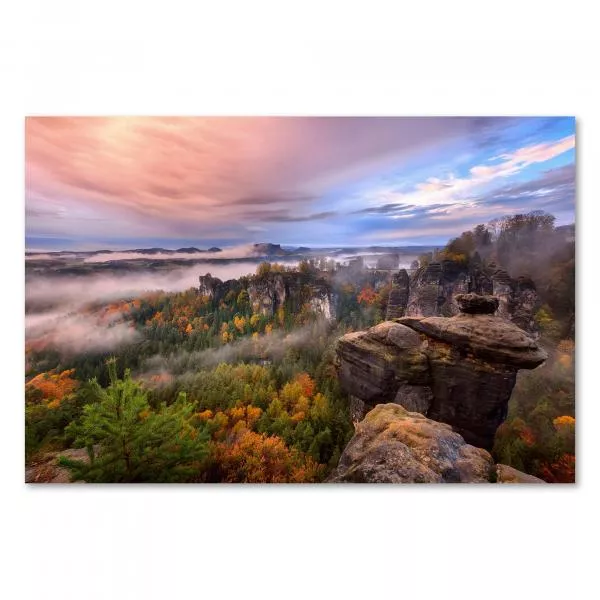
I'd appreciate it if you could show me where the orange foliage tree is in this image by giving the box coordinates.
[26,369,79,408]
[357,285,378,306]
[294,372,315,399]
[212,430,322,483]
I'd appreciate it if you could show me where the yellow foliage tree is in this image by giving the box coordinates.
[233,315,246,333]
[553,415,575,429]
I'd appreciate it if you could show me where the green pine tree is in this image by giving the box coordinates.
[60,359,209,483]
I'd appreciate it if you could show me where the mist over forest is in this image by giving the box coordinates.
[25,246,420,353]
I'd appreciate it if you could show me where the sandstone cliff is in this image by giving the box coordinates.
[386,259,538,332]
[329,403,545,483]
[199,271,336,320]
[336,293,547,450]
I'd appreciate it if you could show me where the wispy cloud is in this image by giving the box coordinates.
[362,134,575,211]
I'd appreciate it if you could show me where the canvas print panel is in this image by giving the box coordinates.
[25,117,575,483]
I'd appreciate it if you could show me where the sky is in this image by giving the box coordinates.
[25,116,576,251]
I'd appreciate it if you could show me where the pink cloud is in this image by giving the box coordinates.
[25,117,482,239]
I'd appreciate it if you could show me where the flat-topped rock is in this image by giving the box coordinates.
[335,294,548,449]
[395,313,548,368]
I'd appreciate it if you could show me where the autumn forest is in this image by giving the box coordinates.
[25,212,575,483]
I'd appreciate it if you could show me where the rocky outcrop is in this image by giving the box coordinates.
[25,447,94,484]
[455,293,499,314]
[309,287,336,321]
[399,259,538,333]
[198,273,223,298]
[386,269,410,320]
[510,276,538,332]
[335,294,547,449]
[336,321,430,408]
[248,275,287,316]
[200,271,336,320]
[329,404,544,483]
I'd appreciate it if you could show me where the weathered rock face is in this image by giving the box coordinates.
[200,271,336,320]
[335,294,547,449]
[510,276,538,332]
[386,269,410,320]
[309,286,336,321]
[400,259,538,333]
[329,404,544,483]
[455,293,498,314]
[248,275,287,316]
[198,273,223,298]
[247,274,336,320]
[336,321,429,408]
[397,314,547,370]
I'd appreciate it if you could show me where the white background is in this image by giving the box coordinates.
[1,1,598,599]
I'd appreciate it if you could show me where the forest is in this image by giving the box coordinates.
[25,211,575,483]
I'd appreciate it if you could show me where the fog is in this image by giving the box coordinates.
[140,318,334,380]
[24,244,415,355]
[25,253,78,261]
[25,261,279,354]
[25,262,278,311]
[25,310,141,354]
[81,244,260,263]
[334,253,418,269]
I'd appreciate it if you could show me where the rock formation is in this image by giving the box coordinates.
[396,259,538,333]
[329,404,545,483]
[385,269,410,320]
[247,275,287,316]
[199,271,336,320]
[335,293,547,449]
[198,273,224,298]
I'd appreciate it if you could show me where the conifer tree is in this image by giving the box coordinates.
[60,359,209,483]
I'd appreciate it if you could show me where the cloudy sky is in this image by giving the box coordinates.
[25,116,575,251]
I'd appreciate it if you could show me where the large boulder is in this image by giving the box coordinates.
[396,313,546,368]
[335,294,547,449]
[329,404,545,484]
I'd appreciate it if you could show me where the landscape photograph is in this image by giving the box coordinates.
[24,116,576,484]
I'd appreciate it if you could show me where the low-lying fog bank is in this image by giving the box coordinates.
[25,262,281,352]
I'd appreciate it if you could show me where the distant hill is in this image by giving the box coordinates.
[251,243,290,257]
